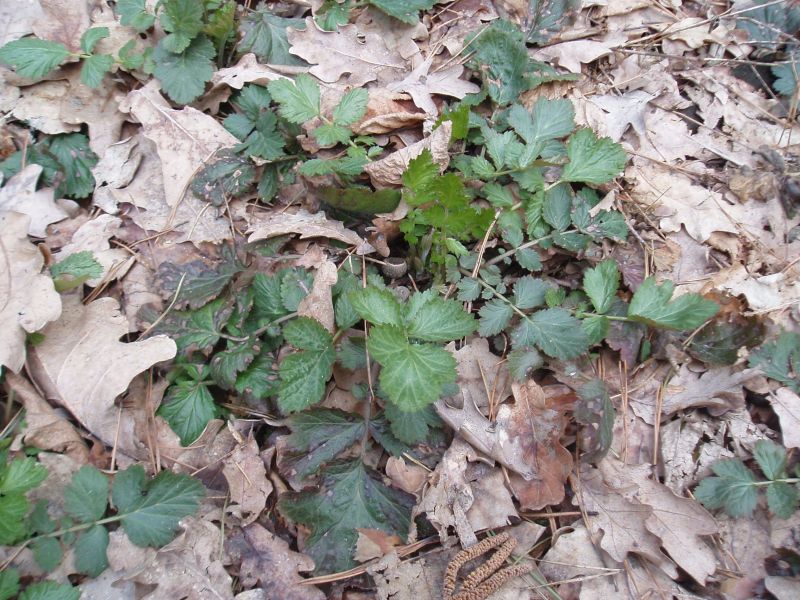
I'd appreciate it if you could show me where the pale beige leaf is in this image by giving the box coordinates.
[296,260,337,333]
[385,456,427,495]
[248,209,372,254]
[287,18,406,87]
[32,0,90,52]
[586,90,653,142]
[222,437,273,525]
[53,214,133,286]
[532,31,626,73]
[0,0,44,45]
[0,165,71,237]
[211,53,289,90]
[387,58,479,115]
[770,387,800,449]
[0,212,62,373]
[28,295,176,448]
[364,121,450,188]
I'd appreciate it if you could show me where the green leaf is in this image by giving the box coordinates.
[80,27,110,54]
[19,581,79,600]
[582,314,609,345]
[50,251,103,282]
[366,0,436,24]
[210,340,258,389]
[481,126,518,170]
[508,97,575,144]
[0,457,47,494]
[368,325,457,411]
[0,38,71,79]
[628,277,719,331]
[113,465,204,547]
[268,74,320,124]
[695,459,758,517]
[313,123,351,146]
[749,331,800,392]
[349,286,404,327]
[404,294,477,342]
[0,568,19,600]
[583,259,619,314]
[31,537,62,572]
[153,35,215,104]
[277,409,365,479]
[478,299,513,336]
[280,269,313,311]
[561,128,626,185]
[332,87,368,126]
[753,439,787,480]
[46,133,98,199]
[117,39,145,70]
[315,0,353,30]
[75,524,109,577]
[29,500,55,534]
[159,0,204,53]
[278,317,335,413]
[467,20,535,105]
[457,277,481,302]
[235,350,280,401]
[506,347,543,381]
[203,0,236,49]
[0,493,28,544]
[175,299,232,351]
[688,320,763,366]
[523,190,547,237]
[237,9,306,65]
[511,308,589,359]
[252,271,291,321]
[383,403,439,444]
[513,276,549,310]
[190,149,256,205]
[482,182,515,208]
[542,183,572,231]
[766,481,798,519]
[279,459,413,574]
[773,55,799,100]
[159,376,218,446]
[64,466,109,523]
[80,52,114,88]
[402,149,439,193]
[116,0,156,31]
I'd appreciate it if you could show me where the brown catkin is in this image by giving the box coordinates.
[443,533,514,600]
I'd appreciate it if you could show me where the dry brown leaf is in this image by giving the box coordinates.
[13,81,81,136]
[28,295,176,449]
[92,136,143,214]
[32,0,90,52]
[222,436,273,525]
[354,8,427,60]
[0,0,44,45]
[287,18,406,87]
[211,53,289,90]
[52,214,132,286]
[365,121,451,188]
[0,165,72,237]
[583,90,653,142]
[0,212,62,372]
[387,58,479,115]
[297,260,338,333]
[225,523,325,600]
[385,456,427,495]
[351,87,426,135]
[531,31,626,73]
[354,529,403,563]
[713,263,800,315]
[715,513,771,585]
[769,387,800,449]
[449,337,511,411]
[765,576,800,600]
[248,209,372,254]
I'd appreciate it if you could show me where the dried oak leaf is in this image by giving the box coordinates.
[28,295,176,448]
[222,437,273,526]
[32,0,90,53]
[364,121,451,188]
[0,212,62,373]
[388,59,479,115]
[52,214,132,286]
[225,523,325,600]
[211,53,288,90]
[770,387,800,449]
[0,165,72,237]
[248,209,373,254]
[297,260,338,333]
[287,18,406,87]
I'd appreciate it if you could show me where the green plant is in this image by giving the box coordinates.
[695,439,799,518]
[314,0,436,30]
[0,452,203,596]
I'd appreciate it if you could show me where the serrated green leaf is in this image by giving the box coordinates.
[0,457,47,495]
[0,38,71,79]
[117,39,145,70]
[252,271,290,321]
[74,524,108,577]
[113,465,204,547]
[766,481,798,518]
[50,251,103,282]
[277,409,365,479]
[46,133,98,199]
[561,128,626,185]
[176,299,232,352]
[19,581,79,600]
[210,340,258,389]
[315,0,353,30]
[403,149,439,193]
[482,182,515,208]
[513,276,549,310]
[457,277,481,302]
[506,348,543,381]
[117,0,156,31]
[158,377,219,445]
[582,314,610,345]
[749,331,800,392]
[337,336,367,370]
[508,98,575,144]
[588,209,628,241]
[203,0,236,49]
[268,73,320,124]
[332,87,368,126]
[628,277,719,331]
[235,351,280,401]
[31,537,61,572]
[237,8,306,65]
[0,568,19,600]
[279,269,313,312]
[523,190,547,237]
[517,248,542,271]
[688,320,763,366]
[542,183,572,231]
[64,466,109,523]
[0,493,27,544]
[349,286,404,327]
[278,317,335,413]
[696,459,759,517]
[191,150,256,206]
[80,27,110,54]
[583,259,619,315]
[383,403,439,444]
[404,294,476,342]
[468,20,535,105]
[478,299,513,336]
[470,155,496,179]
[159,0,204,53]
[279,459,413,573]
[754,439,788,480]
[366,0,436,24]
[511,308,589,359]
[153,35,215,104]
[368,325,457,411]
[313,123,351,146]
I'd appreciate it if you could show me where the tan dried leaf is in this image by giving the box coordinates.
[0,0,44,45]
[211,53,288,90]
[365,121,451,188]
[0,165,72,237]
[287,18,406,87]
[33,0,90,52]
[0,212,62,373]
[770,387,800,449]
[52,214,133,286]
[222,437,273,525]
[297,260,338,333]
[28,295,176,448]
[354,529,403,563]
[385,456,427,496]
[532,31,626,73]
[388,58,479,115]
[248,209,372,253]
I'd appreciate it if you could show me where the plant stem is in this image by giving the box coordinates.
[484,231,566,266]
[224,312,298,342]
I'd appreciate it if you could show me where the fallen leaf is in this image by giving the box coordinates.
[714,263,800,315]
[0,0,44,45]
[351,87,426,135]
[13,80,82,134]
[0,212,62,373]
[387,57,479,115]
[248,209,373,254]
[0,165,72,237]
[32,0,90,53]
[297,260,338,333]
[449,337,511,411]
[586,90,653,142]
[769,387,800,449]
[211,53,288,90]
[28,295,176,449]
[52,214,133,286]
[364,121,451,188]
[385,456,427,495]
[92,136,142,214]
[225,523,325,600]
[287,18,406,87]
[354,529,403,563]
[222,436,273,525]
[532,31,626,73]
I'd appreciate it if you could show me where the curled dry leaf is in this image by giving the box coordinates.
[12,80,81,135]
[28,295,176,449]
[32,0,90,52]
[365,121,451,188]
[0,165,72,237]
[351,87,426,135]
[297,260,338,333]
[222,437,273,525]
[211,53,289,90]
[248,209,373,254]
[53,214,133,286]
[0,212,62,372]
[388,58,479,115]
[770,388,800,449]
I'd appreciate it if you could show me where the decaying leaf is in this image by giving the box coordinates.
[387,58,479,115]
[52,214,132,286]
[770,387,800,449]
[0,212,62,373]
[222,436,273,525]
[364,121,451,188]
[297,260,338,333]
[0,165,72,237]
[248,208,373,254]
[28,295,176,449]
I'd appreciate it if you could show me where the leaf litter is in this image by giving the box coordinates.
[0,0,799,599]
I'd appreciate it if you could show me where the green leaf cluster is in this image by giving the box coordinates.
[695,440,799,518]
[749,331,800,392]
